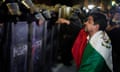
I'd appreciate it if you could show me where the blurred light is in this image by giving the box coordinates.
[83,6,89,13]
[2,0,5,2]
[83,6,87,10]
[97,6,102,9]
[83,7,89,13]
[86,9,89,13]
[112,1,116,6]
[88,4,95,9]
[21,0,30,9]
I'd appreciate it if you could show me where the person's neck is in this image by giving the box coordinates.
[89,31,98,38]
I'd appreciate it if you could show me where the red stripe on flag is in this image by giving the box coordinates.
[72,29,88,68]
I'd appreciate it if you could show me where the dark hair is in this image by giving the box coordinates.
[90,12,107,31]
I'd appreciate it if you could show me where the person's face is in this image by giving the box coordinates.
[84,16,97,33]
[113,13,120,21]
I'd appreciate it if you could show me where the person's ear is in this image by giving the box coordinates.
[95,24,99,30]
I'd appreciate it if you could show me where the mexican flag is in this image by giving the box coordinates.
[78,31,113,72]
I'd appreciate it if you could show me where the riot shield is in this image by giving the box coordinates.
[10,21,28,72]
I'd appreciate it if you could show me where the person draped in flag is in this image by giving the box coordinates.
[72,12,113,72]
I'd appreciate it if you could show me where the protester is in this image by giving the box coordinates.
[72,12,113,72]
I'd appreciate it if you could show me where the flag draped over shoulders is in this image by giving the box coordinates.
[78,31,113,72]
[72,29,88,68]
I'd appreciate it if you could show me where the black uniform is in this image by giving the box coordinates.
[59,12,82,66]
[107,27,120,72]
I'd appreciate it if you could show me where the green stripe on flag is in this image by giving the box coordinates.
[78,42,111,72]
